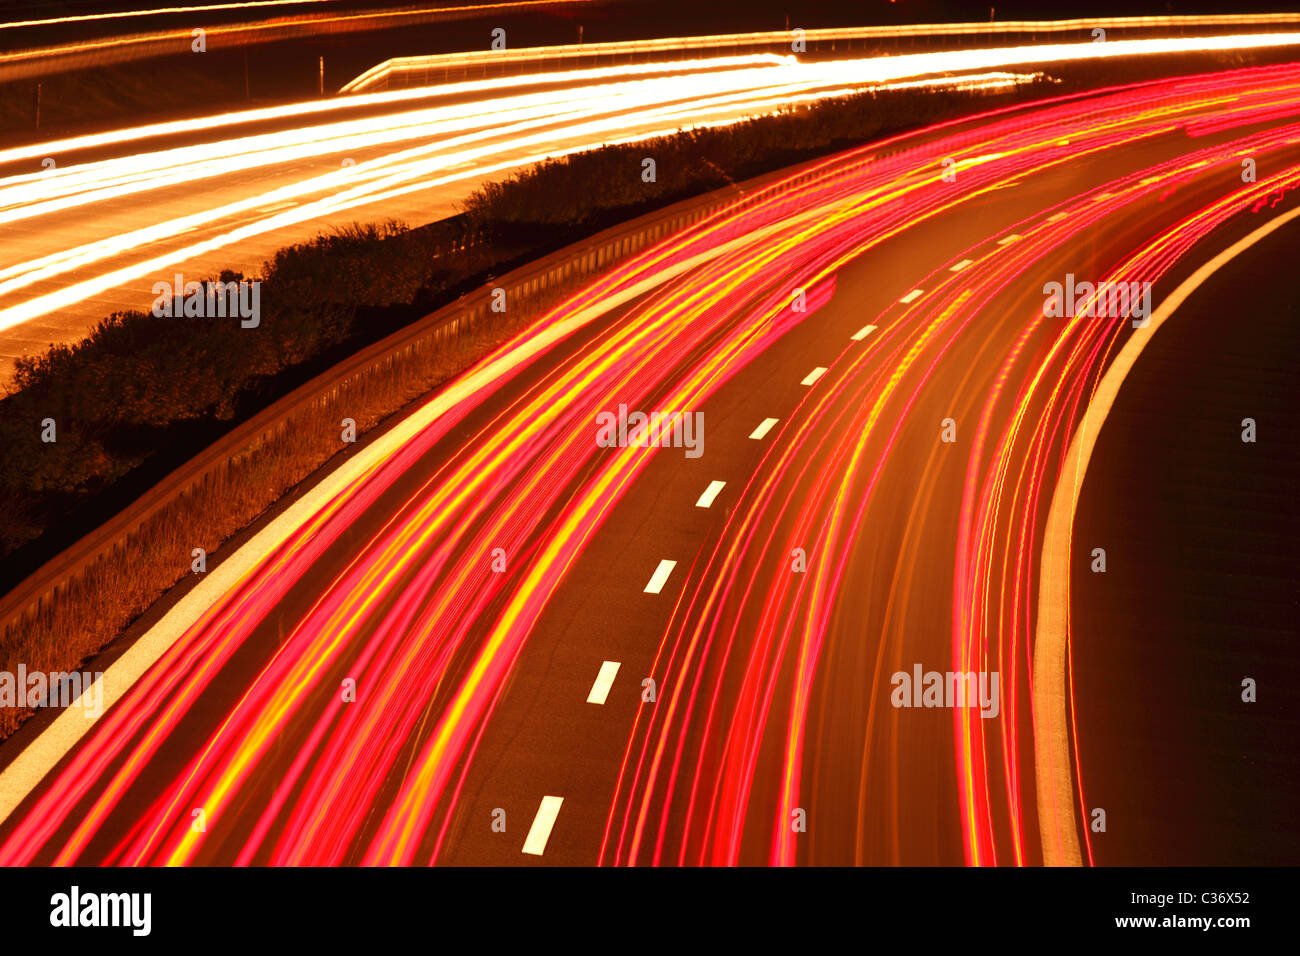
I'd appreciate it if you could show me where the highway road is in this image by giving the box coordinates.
[5,27,1300,379]
[0,60,1298,865]
[0,47,1030,374]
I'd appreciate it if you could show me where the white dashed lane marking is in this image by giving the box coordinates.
[800,367,827,386]
[695,480,726,508]
[749,418,779,440]
[586,661,621,705]
[522,796,564,855]
[850,323,877,341]
[644,559,677,594]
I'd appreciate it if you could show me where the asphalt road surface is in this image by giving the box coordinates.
[1,61,1298,866]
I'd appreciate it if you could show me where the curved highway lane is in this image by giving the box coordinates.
[5,28,1300,375]
[1,62,1299,865]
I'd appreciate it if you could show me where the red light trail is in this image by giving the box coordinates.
[3,63,1299,867]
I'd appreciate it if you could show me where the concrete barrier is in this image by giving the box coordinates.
[0,150,840,642]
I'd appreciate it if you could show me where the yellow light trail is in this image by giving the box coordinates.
[0,55,1031,336]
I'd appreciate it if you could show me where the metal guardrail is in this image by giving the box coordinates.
[341,15,1300,92]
